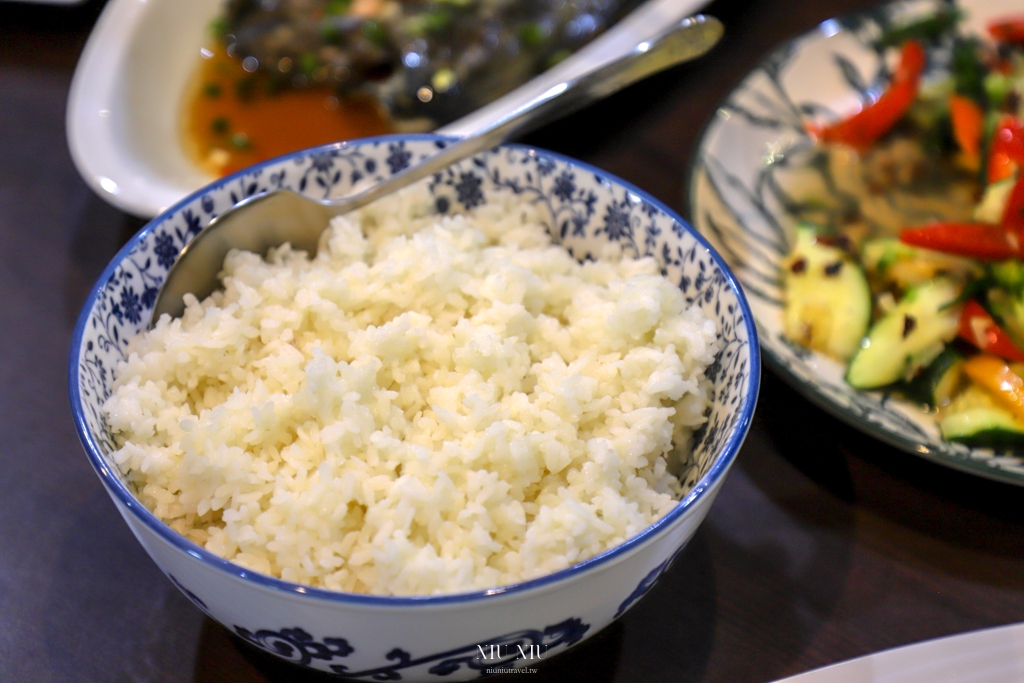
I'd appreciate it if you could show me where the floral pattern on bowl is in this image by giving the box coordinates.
[689,0,1024,485]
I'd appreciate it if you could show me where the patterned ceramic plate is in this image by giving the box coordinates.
[689,0,1024,485]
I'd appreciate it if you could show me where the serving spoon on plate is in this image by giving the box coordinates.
[150,13,724,325]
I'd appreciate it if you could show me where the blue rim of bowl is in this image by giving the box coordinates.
[684,3,1024,487]
[70,133,762,605]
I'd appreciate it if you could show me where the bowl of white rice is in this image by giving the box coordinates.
[70,134,759,680]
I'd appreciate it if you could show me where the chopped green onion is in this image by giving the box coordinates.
[361,20,389,49]
[406,9,452,35]
[234,75,257,101]
[546,49,572,69]
[299,51,319,76]
[209,17,229,39]
[318,18,341,41]
[325,0,352,15]
[265,74,285,96]
[203,83,222,99]
[517,22,547,49]
[211,117,229,135]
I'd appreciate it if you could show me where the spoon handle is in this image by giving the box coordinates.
[439,0,714,139]
[324,14,723,217]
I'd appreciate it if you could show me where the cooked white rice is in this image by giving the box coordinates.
[103,186,720,596]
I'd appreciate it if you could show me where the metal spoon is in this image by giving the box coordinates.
[150,14,724,325]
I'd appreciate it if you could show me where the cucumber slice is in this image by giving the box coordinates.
[860,238,982,290]
[901,346,965,408]
[973,176,1016,225]
[783,226,871,361]
[989,261,1024,295]
[846,277,962,389]
[940,384,1024,448]
[984,289,1024,364]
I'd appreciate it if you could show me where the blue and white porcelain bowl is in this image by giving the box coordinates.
[70,134,759,679]
[689,0,1024,486]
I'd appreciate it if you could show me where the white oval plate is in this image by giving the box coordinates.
[772,621,1024,683]
[67,0,709,218]
[689,0,1024,485]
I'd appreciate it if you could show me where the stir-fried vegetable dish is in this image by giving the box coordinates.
[784,9,1024,448]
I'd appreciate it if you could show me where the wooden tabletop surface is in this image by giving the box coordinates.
[2,0,1022,681]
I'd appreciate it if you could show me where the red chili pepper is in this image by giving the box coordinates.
[900,222,1021,260]
[989,16,1024,44]
[1001,173,1024,234]
[958,300,1024,362]
[990,117,1024,234]
[987,115,1024,183]
[809,40,926,151]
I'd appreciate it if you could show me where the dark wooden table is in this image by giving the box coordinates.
[3,0,1023,681]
